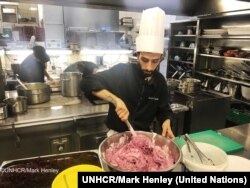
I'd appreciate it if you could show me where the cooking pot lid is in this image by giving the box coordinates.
[52,164,103,188]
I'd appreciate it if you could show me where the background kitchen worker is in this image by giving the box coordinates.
[64,61,97,77]
[19,45,53,83]
[81,7,174,138]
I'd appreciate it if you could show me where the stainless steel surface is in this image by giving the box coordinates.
[17,83,51,104]
[60,72,82,97]
[0,92,108,129]
[99,131,182,172]
[0,103,8,120]
[4,96,28,115]
[218,123,250,159]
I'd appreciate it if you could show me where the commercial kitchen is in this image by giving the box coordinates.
[0,0,250,183]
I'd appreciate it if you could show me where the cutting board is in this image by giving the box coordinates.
[174,130,244,154]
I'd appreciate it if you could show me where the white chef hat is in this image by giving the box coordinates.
[136,7,165,54]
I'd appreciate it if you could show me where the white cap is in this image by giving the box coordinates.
[136,7,165,54]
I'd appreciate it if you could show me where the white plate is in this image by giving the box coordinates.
[225,155,250,172]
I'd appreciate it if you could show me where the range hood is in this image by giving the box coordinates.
[5,0,250,16]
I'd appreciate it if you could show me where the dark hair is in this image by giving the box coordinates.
[33,45,50,63]
[77,61,97,76]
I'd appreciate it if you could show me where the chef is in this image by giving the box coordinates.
[81,7,174,138]
[19,45,53,83]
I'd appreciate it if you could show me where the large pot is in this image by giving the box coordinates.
[99,131,181,172]
[4,96,28,115]
[60,72,82,97]
[17,83,50,105]
[178,78,201,93]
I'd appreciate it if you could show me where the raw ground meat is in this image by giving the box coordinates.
[104,134,174,171]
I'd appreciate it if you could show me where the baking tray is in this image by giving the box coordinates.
[0,150,102,188]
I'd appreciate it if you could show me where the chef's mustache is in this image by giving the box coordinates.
[142,70,154,77]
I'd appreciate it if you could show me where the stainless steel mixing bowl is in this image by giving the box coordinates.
[99,131,182,172]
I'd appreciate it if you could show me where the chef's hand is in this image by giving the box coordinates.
[114,97,129,122]
[162,119,175,139]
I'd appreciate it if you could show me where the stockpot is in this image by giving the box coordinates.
[17,83,50,105]
[4,96,28,115]
[60,72,82,97]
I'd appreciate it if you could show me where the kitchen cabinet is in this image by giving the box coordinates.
[194,11,250,106]
[0,120,78,163]
[167,19,197,79]
[76,115,108,150]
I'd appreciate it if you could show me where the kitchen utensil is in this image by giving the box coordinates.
[241,85,250,100]
[178,78,201,93]
[184,134,215,165]
[125,120,136,136]
[60,72,82,97]
[214,82,221,91]
[181,142,228,171]
[16,77,28,90]
[17,82,51,105]
[99,131,181,172]
[174,130,244,153]
[4,96,28,115]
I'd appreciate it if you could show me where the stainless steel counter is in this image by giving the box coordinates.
[218,123,250,159]
[0,92,109,130]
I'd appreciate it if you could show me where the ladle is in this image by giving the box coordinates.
[125,120,137,136]
[16,77,28,90]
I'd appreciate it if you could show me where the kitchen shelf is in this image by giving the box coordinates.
[167,19,197,78]
[173,35,196,37]
[199,53,250,61]
[171,47,195,51]
[199,35,250,39]
[196,71,250,87]
[169,59,193,65]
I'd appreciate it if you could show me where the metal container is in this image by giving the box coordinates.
[99,131,181,172]
[0,103,8,120]
[17,83,50,105]
[178,78,201,93]
[60,72,82,97]
[4,96,28,115]
[241,86,250,101]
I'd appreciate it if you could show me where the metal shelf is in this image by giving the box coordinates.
[199,53,250,61]
[171,47,195,51]
[199,35,250,39]
[195,71,250,87]
[173,35,196,37]
[169,59,193,65]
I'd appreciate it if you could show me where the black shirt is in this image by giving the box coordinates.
[19,54,46,82]
[81,63,170,132]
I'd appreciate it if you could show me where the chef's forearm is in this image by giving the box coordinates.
[92,89,118,106]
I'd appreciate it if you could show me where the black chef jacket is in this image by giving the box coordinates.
[19,54,46,82]
[81,63,170,132]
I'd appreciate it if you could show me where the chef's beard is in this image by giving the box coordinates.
[137,63,155,78]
